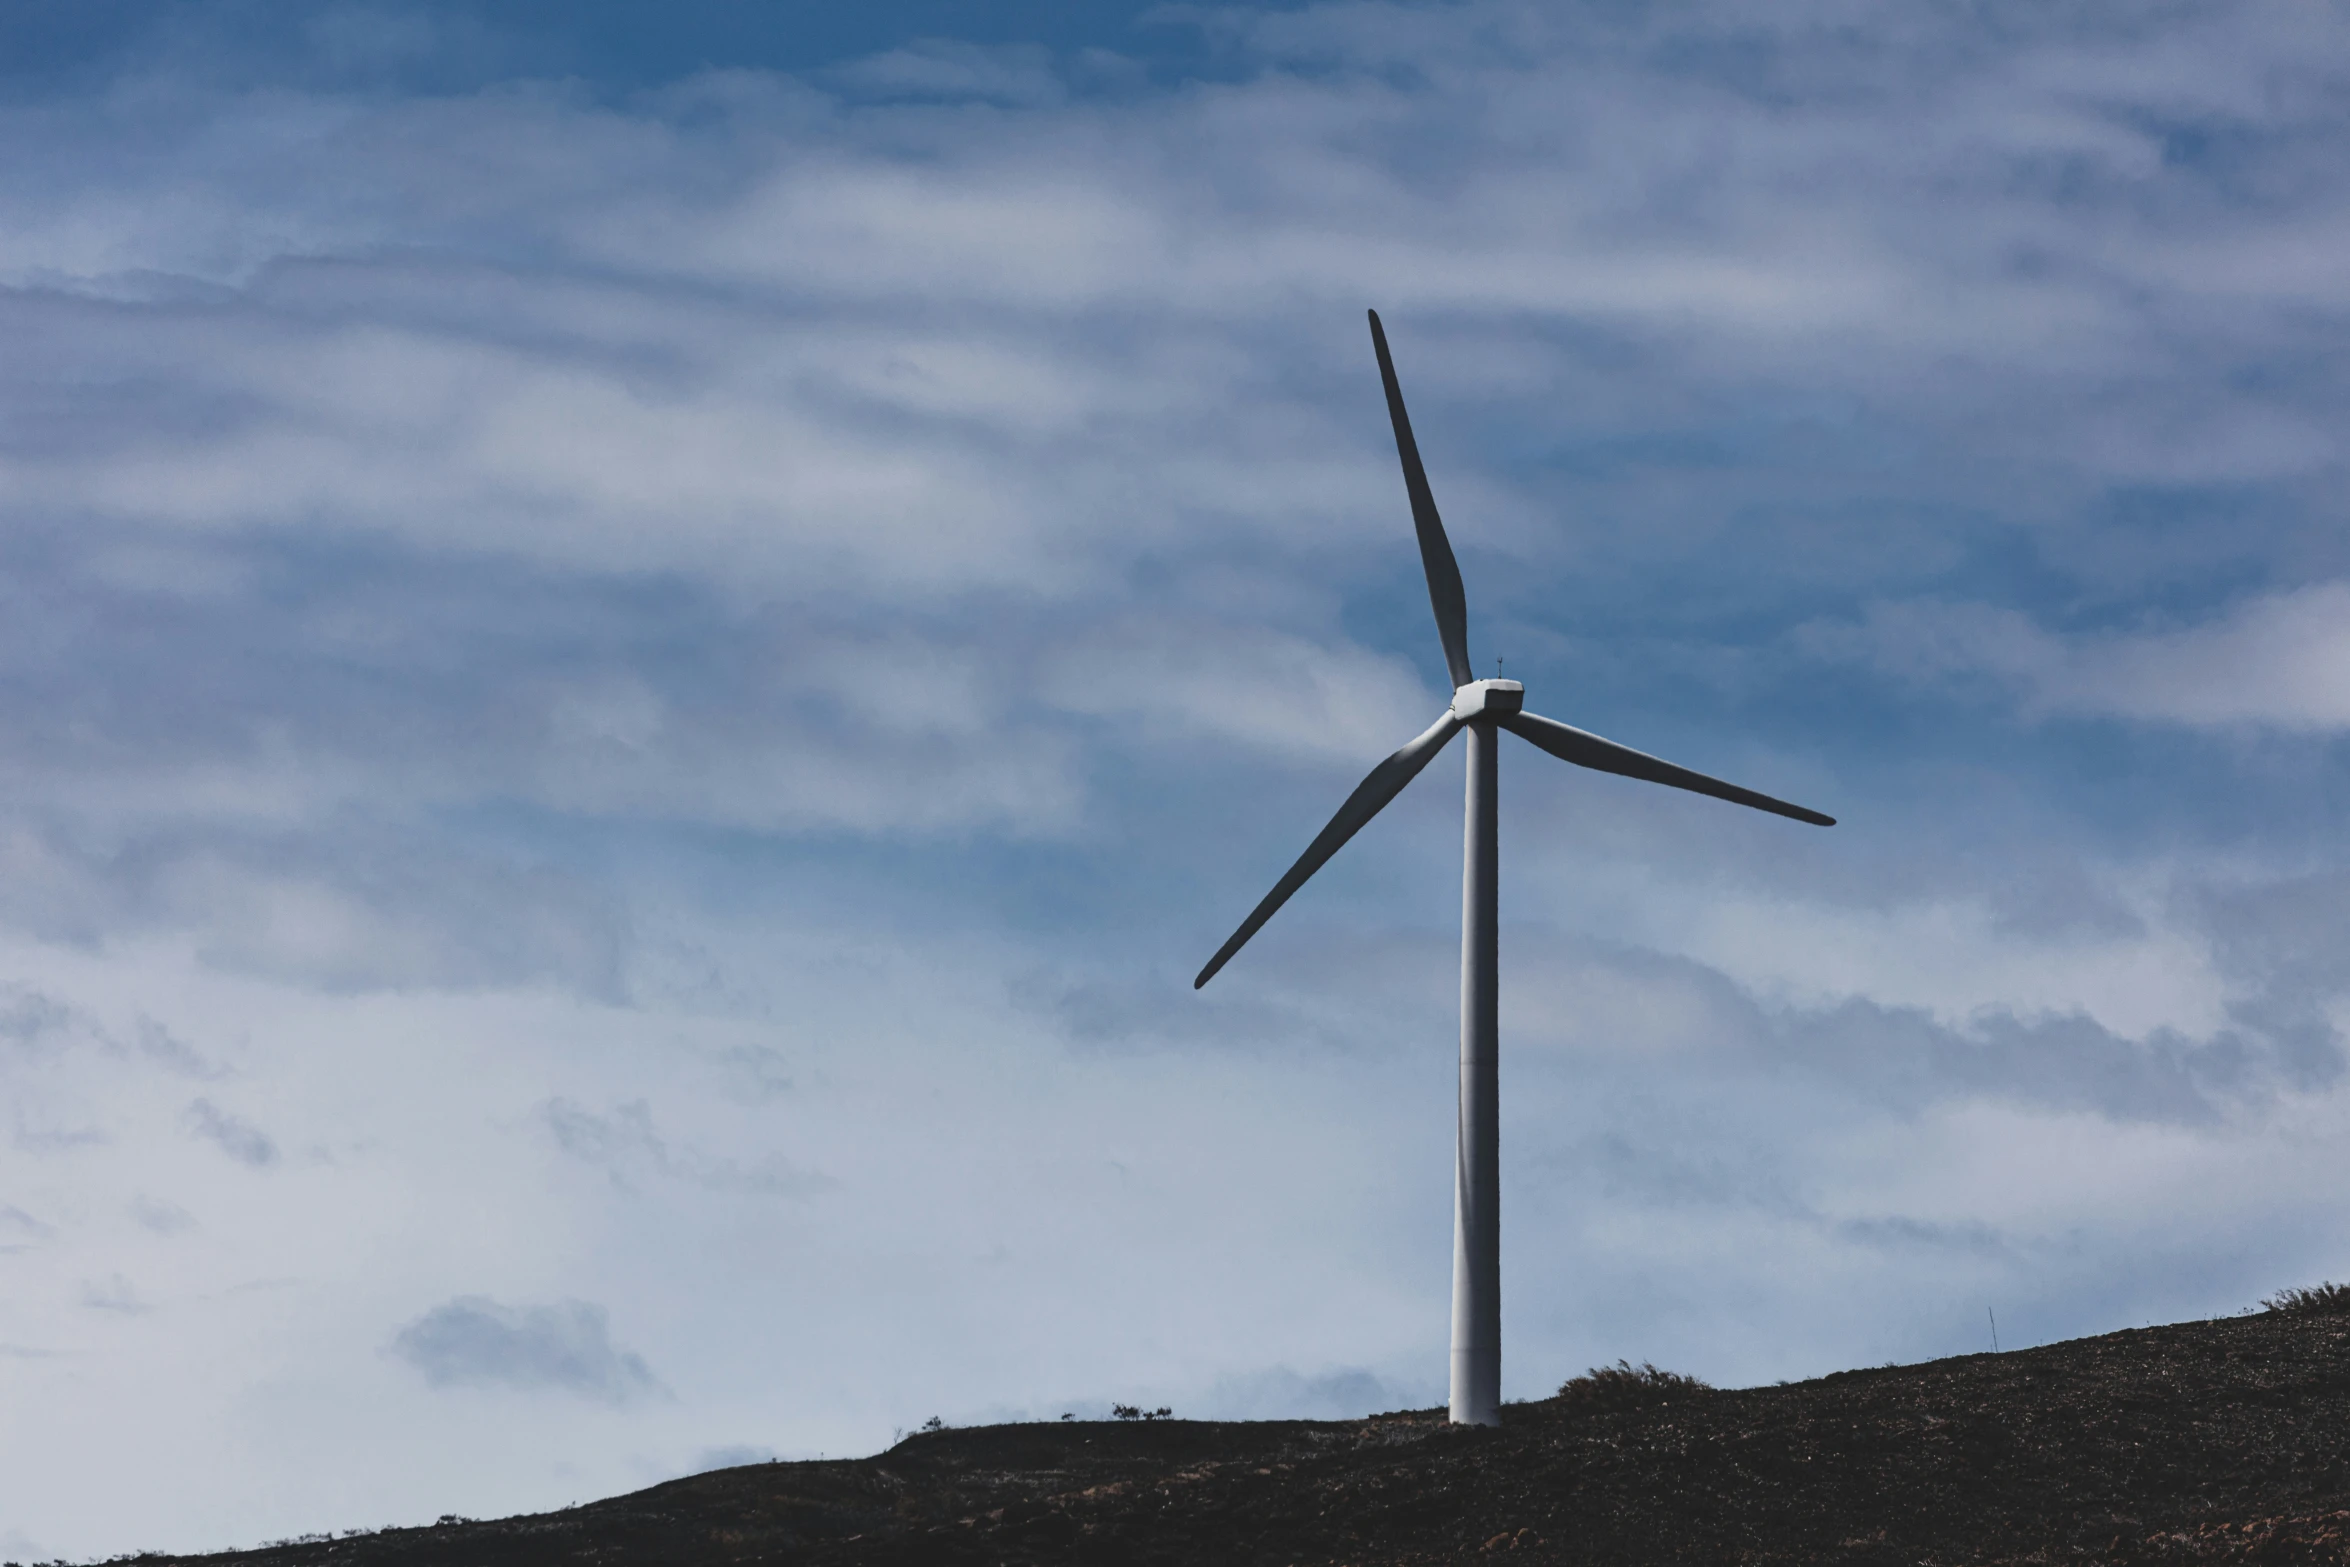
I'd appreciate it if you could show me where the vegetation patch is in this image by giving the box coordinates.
[2263,1281,2350,1316]
[1554,1359,1714,1413]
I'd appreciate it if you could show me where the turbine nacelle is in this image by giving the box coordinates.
[1449,679,1523,722]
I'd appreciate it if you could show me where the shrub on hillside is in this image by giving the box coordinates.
[2263,1281,2350,1316]
[1555,1360,1713,1412]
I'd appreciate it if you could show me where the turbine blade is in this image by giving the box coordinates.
[1499,710,1836,827]
[1195,710,1465,988]
[1369,310,1475,691]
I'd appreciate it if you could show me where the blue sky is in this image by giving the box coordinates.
[0,1,1260,95]
[6,0,2350,1556]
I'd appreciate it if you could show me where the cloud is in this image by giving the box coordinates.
[1833,1214,2011,1260]
[80,1273,151,1313]
[0,981,221,1076]
[128,1017,221,1077]
[0,984,85,1057]
[10,1119,106,1154]
[2196,870,2350,999]
[1014,940,1456,1059]
[0,1203,52,1252]
[831,40,1063,105]
[387,1296,662,1403]
[1037,620,1438,764]
[1783,994,2340,1127]
[160,845,631,997]
[705,1043,796,1103]
[1036,906,2346,1127]
[128,1194,198,1235]
[539,1099,832,1197]
[1804,584,2350,731]
[3,0,2347,944]
[183,1098,277,1167]
[0,825,632,995]
[1508,934,2343,1128]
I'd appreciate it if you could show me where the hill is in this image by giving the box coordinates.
[126,1301,2350,1566]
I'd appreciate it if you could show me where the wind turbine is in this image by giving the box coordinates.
[1194,310,1835,1427]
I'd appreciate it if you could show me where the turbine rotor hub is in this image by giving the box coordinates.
[1449,679,1523,721]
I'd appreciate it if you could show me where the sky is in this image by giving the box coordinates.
[5,0,2350,1555]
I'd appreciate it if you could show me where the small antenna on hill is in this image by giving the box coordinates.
[1988,1306,2000,1353]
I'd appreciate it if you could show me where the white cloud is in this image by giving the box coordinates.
[0,1203,54,1250]
[830,40,1065,105]
[539,1098,832,1197]
[1038,620,1438,764]
[81,1272,153,1313]
[1811,582,2350,731]
[129,1193,198,1234]
[388,1296,663,1403]
[184,1098,279,1168]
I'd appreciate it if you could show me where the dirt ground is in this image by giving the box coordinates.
[125,1304,2350,1566]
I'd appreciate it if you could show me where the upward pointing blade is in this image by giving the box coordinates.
[1370,310,1475,691]
[1498,709,1836,827]
[1195,709,1465,988]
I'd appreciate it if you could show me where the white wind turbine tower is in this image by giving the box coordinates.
[1195,311,1836,1427]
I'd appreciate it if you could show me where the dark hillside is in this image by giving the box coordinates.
[134,1305,2350,1566]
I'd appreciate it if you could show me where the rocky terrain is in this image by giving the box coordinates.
[123,1294,2350,1565]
